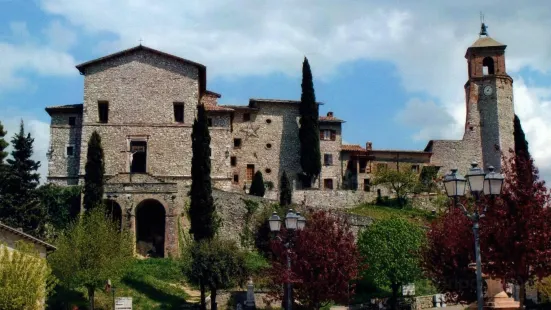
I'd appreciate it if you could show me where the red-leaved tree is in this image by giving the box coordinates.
[267,210,362,310]
[481,152,551,306]
[423,205,479,303]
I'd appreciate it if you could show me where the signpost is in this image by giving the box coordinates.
[115,297,132,310]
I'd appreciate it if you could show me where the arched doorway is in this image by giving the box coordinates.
[135,199,165,258]
[104,199,122,230]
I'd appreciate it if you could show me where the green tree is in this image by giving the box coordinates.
[279,171,292,206]
[184,238,247,310]
[0,121,44,234]
[189,104,218,310]
[37,184,81,238]
[358,218,425,310]
[372,166,420,207]
[83,131,105,211]
[0,241,57,310]
[249,171,265,197]
[299,57,321,187]
[0,121,9,208]
[48,207,133,310]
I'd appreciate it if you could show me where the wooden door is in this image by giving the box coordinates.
[246,164,255,181]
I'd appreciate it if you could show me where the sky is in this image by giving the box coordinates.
[2,0,551,182]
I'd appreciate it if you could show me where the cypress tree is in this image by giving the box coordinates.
[299,57,321,187]
[513,114,533,185]
[189,104,217,242]
[249,171,265,197]
[0,121,43,233]
[83,131,105,211]
[279,171,292,206]
[0,121,8,198]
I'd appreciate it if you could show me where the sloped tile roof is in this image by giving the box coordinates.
[45,103,83,115]
[469,36,505,48]
[204,104,234,112]
[0,222,56,251]
[319,116,344,123]
[342,144,366,152]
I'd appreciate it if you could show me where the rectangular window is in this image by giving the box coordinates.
[324,179,334,190]
[66,145,74,157]
[243,113,251,121]
[411,165,420,173]
[130,141,147,173]
[174,103,184,123]
[207,118,213,127]
[364,179,371,192]
[324,154,333,166]
[68,117,76,126]
[320,129,336,141]
[234,138,242,148]
[233,174,239,183]
[359,159,367,173]
[98,101,109,123]
[246,164,255,181]
[230,156,237,167]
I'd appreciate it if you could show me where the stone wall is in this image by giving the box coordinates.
[264,188,386,209]
[230,102,302,191]
[47,113,83,185]
[320,122,343,189]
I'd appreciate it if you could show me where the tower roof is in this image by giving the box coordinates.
[469,36,506,48]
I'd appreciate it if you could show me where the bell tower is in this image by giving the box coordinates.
[463,22,514,172]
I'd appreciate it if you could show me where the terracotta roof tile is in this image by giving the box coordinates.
[0,222,56,251]
[319,116,344,123]
[204,104,234,112]
[342,144,366,152]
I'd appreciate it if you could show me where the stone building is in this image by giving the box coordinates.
[45,25,515,257]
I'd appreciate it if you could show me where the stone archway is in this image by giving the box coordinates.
[135,199,166,258]
[104,199,122,230]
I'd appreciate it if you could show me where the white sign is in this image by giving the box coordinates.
[115,297,132,310]
[402,283,415,296]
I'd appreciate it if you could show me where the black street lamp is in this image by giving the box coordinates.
[269,209,306,310]
[443,163,504,310]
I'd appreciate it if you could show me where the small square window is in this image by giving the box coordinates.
[66,146,74,157]
[364,179,371,192]
[231,156,237,167]
[324,154,333,166]
[98,101,109,123]
[243,113,251,121]
[324,179,333,190]
[411,165,420,173]
[234,138,242,148]
[233,174,239,183]
[68,117,76,126]
[207,118,213,127]
[174,103,184,123]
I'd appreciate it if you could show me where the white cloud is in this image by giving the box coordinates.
[395,98,460,141]
[34,0,551,180]
[3,118,50,183]
[43,20,77,50]
[0,21,77,93]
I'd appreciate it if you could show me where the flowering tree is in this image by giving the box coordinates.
[267,210,362,310]
[423,206,478,303]
[480,153,551,306]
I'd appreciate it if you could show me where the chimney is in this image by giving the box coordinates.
[366,141,373,151]
[327,111,334,117]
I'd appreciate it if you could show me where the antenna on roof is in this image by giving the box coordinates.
[139,38,143,46]
[479,13,488,37]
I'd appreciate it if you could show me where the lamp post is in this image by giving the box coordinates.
[269,209,306,310]
[443,163,504,310]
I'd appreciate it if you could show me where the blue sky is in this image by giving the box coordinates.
[2,0,551,181]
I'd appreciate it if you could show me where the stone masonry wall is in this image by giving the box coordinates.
[320,122,343,189]
[48,113,83,185]
[230,103,301,190]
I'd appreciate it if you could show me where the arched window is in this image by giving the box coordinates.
[482,57,495,75]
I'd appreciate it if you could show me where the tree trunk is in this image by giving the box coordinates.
[87,286,95,310]
[519,282,526,308]
[210,287,217,310]
[200,280,206,310]
[390,283,400,310]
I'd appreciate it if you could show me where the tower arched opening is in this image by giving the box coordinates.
[135,199,165,258]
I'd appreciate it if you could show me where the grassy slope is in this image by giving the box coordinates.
[348,203,437,226]
[49,258,199,310]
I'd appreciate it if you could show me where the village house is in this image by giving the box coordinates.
[45,25,514,257]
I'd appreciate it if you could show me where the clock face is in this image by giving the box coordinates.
[483,85,493,96]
